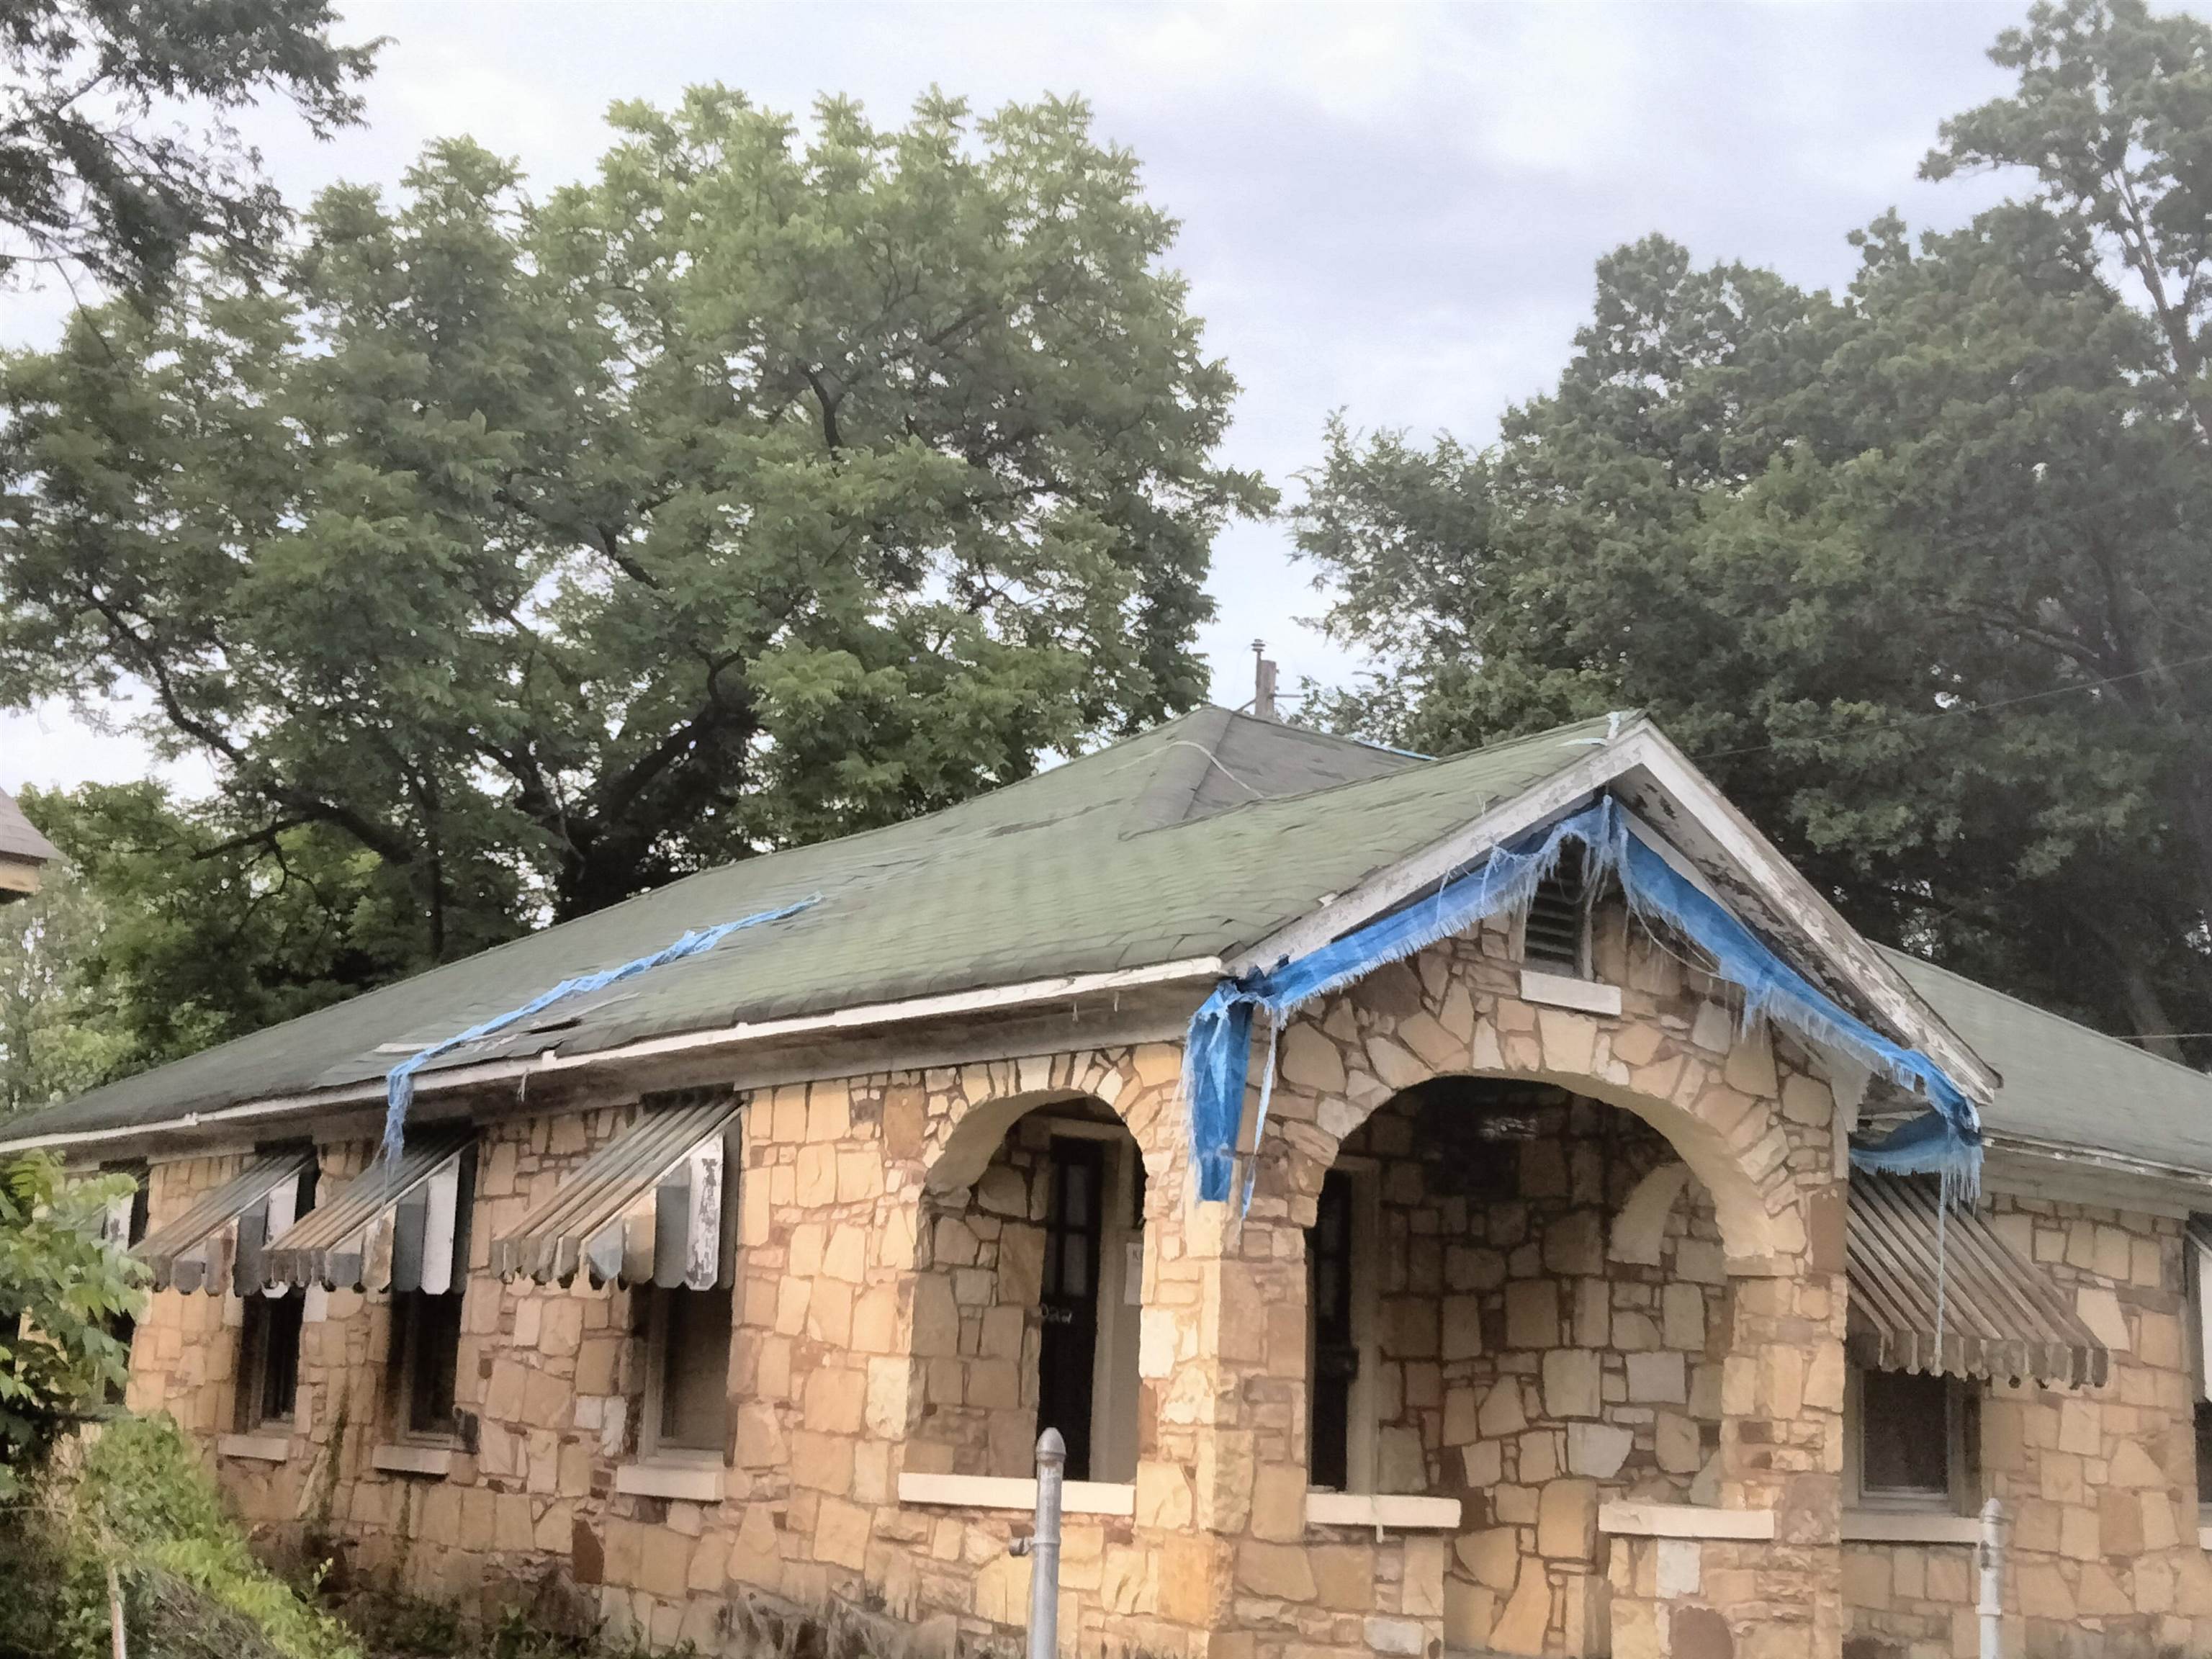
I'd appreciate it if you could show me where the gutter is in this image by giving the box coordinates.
[0,956,1227,1156]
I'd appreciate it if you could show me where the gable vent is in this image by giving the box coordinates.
[1522,845,1589,975]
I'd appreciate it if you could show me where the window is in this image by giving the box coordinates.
[642,1287,733,1456]
[391,1290,464,1438]
[1038,1138,1106,1480]
[102,1164,149,1405]
[1308,1169,1359,1491]
[1522,845,1591,975]
[237,1291,306,1431]
[1846,1367,1977,1511]
[2196,1401,2212,1514]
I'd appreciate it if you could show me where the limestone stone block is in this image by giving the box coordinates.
[1655,1411,1703,1475]
[1281,1023,1346,1094]
[1567,1422,1633,1480]
[1544,1349,1603,1419]
[1488,1557,1552,1655]
[1537,1478,1598,1561]
[1537,1007,1598,1075]
[1480,1380,1529,1438]
[1310,1544,1373,1611]
[1445,1579,1498,1651]
[1250,1461,1306,1544]
[1661,1282,1706,1351]
[1236,1539,1317,1601]
[1365,1617,1426,1655]
[1506,1280,1559,1349]
[1626,1350,1686,1404]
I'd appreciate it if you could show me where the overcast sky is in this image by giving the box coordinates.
[0,0,2031,794]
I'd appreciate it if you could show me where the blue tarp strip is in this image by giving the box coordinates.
[382,896,821,1164]
[1184,796,1981,1207]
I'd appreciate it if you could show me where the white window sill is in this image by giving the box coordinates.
[2198,1523,2212,1552]
[216,1432,292,1463]
[614,1460,725,1503]
[1599,1501,1776,1541]
[1519,968,1622,1016]
[1305,1491,1462,1530]
[371,1442,454,1478]
[896,1471,1136,1516]
[1842,1510,1982,1545]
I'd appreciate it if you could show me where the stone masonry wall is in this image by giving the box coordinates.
[122,894,1857,1659]
[1842,1196,2212,1659]
[1336,1084,1730,1652]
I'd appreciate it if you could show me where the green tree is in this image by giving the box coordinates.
[0,1155,145,1497]
[4,785,423,1089]
[1,93,1267,981]
[1294,0,2212,1053]
[1,0,377,295]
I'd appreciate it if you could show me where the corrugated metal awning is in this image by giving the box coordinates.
[490,1090,742,1289]
[265,1127,474,1292]
[135,1151,315,1295]
[1848,1174,2108,1388]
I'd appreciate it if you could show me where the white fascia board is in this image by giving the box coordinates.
[0,955,1225,1156]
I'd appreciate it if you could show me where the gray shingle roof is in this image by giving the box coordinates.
[0,788,58,866]
[1884,949,2212,1177]
[9,709,1596,1142]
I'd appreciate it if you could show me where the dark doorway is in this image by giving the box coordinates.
[1308,1168,1358,1489]
[1038,1138,1104,1480]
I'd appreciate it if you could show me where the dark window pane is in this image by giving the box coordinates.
[261,1292,304,1423]
[404,1291,463,1434]
[1038,1140,1105,1480]
[660,1287,732,1452]
[1861,1370,1950,1496]
[2196,1401,2212,1508]
[1308,1170,1357,1491]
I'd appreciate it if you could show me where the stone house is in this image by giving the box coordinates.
[9,707,2212,1659]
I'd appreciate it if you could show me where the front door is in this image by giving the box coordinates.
[1038,1138,1104,1480]
[1308,1168,1359,1489]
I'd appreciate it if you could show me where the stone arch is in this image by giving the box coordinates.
[1285,1057,1779,1269]
[925,1087,1091,1198]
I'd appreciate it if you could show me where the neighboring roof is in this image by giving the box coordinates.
[0,788,58,896]
[15,708,1588,1143]
[1885,948,2212,1177]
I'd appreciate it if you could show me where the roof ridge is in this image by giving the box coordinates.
[1132,712,1621,839]
[1881,946,2212,1094]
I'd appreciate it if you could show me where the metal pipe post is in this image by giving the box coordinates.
[1978,1496,2005,1659]
[1027,1429,1066,1659]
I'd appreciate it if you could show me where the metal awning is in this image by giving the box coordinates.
[490,1090,742,1289]
[1848,1174,2108,1388]
[265,1127,475,1292]
[135,1150,315,1295]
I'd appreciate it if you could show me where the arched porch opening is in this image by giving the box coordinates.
[909,1093,1146,1483]
[1304,1073,1731,1655]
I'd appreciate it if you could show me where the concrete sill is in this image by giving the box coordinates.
[2199,1523,2212,1552]
[896,1472,1136,1516]
[1599,1502,1776,1541]
[1305,1492,1462,1530]
[1843,1511,1982,1545]
[371,1443,454,1478]
[1519,969,1622,1017]
[215,1433,292,1464]
[614,1462,725,1503]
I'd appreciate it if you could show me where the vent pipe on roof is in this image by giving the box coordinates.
[1251,639,1277,721]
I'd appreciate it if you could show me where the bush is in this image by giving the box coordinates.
[0,1414,361,1659]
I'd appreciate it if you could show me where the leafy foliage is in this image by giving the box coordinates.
[5,784,424,1090]
[0,93,1266,997]
[0,1154,144,1494]
[0,1414,360,1659]
[1294,0,2212,1053]
[0,0,377,295]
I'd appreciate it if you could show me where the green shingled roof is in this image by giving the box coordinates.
[7,709,1606,1141]
[15,705,2211,1186]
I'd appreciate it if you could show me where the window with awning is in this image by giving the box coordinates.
[264,1127,476,1293]
[488,1089,742,1290]
[135,1149,317,1296]
[1848,1174,2108,1389]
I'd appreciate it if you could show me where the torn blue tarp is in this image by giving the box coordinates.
[1184,795,1981,1207]
[382,896,820,1165]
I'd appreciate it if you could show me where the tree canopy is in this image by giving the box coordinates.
[1295,0,2212,1055]
[0,0,377,296]
[0,91,1266,1033]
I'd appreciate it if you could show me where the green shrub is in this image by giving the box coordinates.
[0,1414,361,1659]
